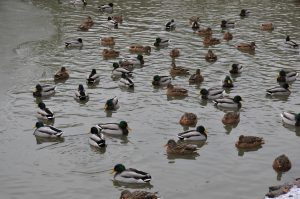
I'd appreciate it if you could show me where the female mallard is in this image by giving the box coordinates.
[177,125,207,141]
[213,95,242,109]
[78,16,94,31]
[54,67,69,81]
[166,84,188,97]
[285,36,299,49]
[36,102,54,121]
[34,121,63,138]
[229,64,243,74]
[89,126,106,148]
[223,31,233,41]
[112,15,123,23]
[170,63,189,76]
[266,83,291,96]
[105,96,119,111]
[197,27,212,37]
[102,49,120,58]
[165,139,198,155]
[205,49,217,62]
[112,63,133,77]
[191,21,200,31]
[277,69,298,83]
[272,154,291,172]
[107,16,118,29]
[189,69,204,84]
[179,112,197,126]
[222,112,240,125]
[98,3,113,13]
[237,42,256,52]
[75,84,89,101]
[170,48,180,58]
[129,45,151,54]
[152,75,171,87]
[165,19,176,31]
[203,36,220,46]
[119,190,159,199]
[280,112,300,126]
[119,54,144,66]
[86,69,100,84]
[33,84,56,98]
[119,73,134,88]
[97,121,130,136]
[240,9,250,17]
[154,37,170,47]
[112,164,151,183]
[100,37,115,46]
[261,23,274,31]
[200,87,224,100]
[222,75,234,88]
[65,38,83,48]
[221,20,235,28]
[235,135,264,149]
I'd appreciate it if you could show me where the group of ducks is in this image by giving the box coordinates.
[31,3,300,198]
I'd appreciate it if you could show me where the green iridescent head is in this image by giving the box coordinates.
[295,113,300,121]
[153,75,161,81]
[113,62,119,69]
[233,95,242,103]
[200,88,208,95]
[35,121,44,128]
[196,125,205,133]
[119,121,128,129]
[113,164,126,173]
[137,54,143,61]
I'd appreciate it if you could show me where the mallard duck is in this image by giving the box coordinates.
[36,102,54,121]
[112,63,133,77]
[54,67,69,81]
[222,75,234,88]
[223,31,233,41]
[285,36,299,49]
[100,37,115,46]
[221,20,235,28]
[203,36,220,46]
[167,84,188,97]
[98,3,113,13]
[105,96,119,111]
[89,126,106,148]
[119,54,144,67]
[189,69,204,84]
[280,112,300,126]
[200,87,224,100]
[78,16,94,31]
[75,84,89,101]
[34,121,63,138]
[97,121,130,136]
[107,16,118,29]
[235,135,264,149]
[213,95,242,109]
[222,112,240,125]
[102,49,120,58]
[112,164,151,183]
[229,64,243,74]
[33,84,56,98]
[177,126,207,141]
[179,112,197,126]
[191,21,200,31]
[152,75,171,87]
[65,38,83,48]
[170,63,189,76]
[197,27,212,37]
[165,139,198,155]
[165,19,176,31]
[261,23,274,31]
[129,45,151,54]
[112,15,123,23]
[70,0,87,6]
[266,83,290,96]
[154,37,170,47]
[189,16,200,25]
[86,69,100,84]
[237,42,256,52]
[205,49,217,62]
[277,69,298,83]
[119,190,159,199]
[119,73,134,88]
[272,154,292,172]
[170,48,180,58]
[240,9,250,17]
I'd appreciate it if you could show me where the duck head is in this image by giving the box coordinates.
[35,121,44,128]
[195,69,201,75]
[90,127,100,134]
[38,102,46,110]
[279,70,286,77]
[113,164,126,173]
[36,84,43,92]
[107,16,112,21]
[105,99,114,110]
[113,62,119,69]
[119,121,128,130]
[137,54,144,64]
[77,38,83,43]
[78,84,84,91]
[108,3,113,7]
[200,88,208,95]
[165,139,177,148]
[233,95,242,103]
[286,35,290,42]
[153,75,161,81]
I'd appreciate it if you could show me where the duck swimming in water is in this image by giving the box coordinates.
[33,84,56,98]
[200,87,224,100]
[152,75,171,87]
[213,95,242,109]
[170,62,189,76]
[229,64,243,74]
[75,84,89,101]
[170,48,180,58]
[221,20,235,28]
[129,45,151,54]
[105,96,119,111]
[261,23,274,31]
[240,9,250,17]
[89,126,106,148]
[119,73,134,88]
[102,49,120,58]
[179,112,197,127]
[237,42,256,52]
[203,36,220,46]
[154,37,170,47]
[266,83,291,96]
[189,69,204,84]
[36,102,54,121]
[285,36,299,49]
[78,16,94,31]
[107,16,118,29]
[112,164,151,183]
[65,38,83,48]
[235,135,264,149]
[112,63,133,77]
[165,19,176,31]
[54,67,69,81]
[223,31,233,41]
[165,139,198,155]
[280,112,300,126]
[177,125,207,141]
[98,3,113,13]
[100,37,115,46]
[86,69,100,85]
[222,112,240,125]
[97,121,130,136]
[197,27,212,37]
[34,121,63,138]
[272,154,292,173]
[277,69,298,83]
[205,49,217,62]
[222,75,234,88]
[166,84,188,97]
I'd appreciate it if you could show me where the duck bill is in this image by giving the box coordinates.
[127,127,132,131]
[110,169,116,174]
[104,104,108,110]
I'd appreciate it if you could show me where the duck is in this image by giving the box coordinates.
[177,125,207,141]
[189,69,204,84]
[165,19,176,30]
[240,9,250,17]
[86,69,100,85]
[235,135,264,149]
[97,121,130,136]
[107,16,118,29]
[221,20,235,28]
[222,112,240,125]
[272,154,292,172]
[237,42,256,52]
[119,73,134,88]
[285,35,299,49]
[261,23,274,31]
[112,15,123,23]
[170,63,189,76]
[197,27,212,37]
[170,48,180,58]
[112,63,133,77]
[213,95,242,109]
[266,83,291,96]
[280,112,300,126]
[33,84,56,98]
[179,112,197,126]
[78,16,94,31]
[223,31,233,41]
[229,64,243,74]
[166,84,188,97]
[154,37,170,47]
[65,38,83,48]
[112,164,151,183]
[165,139,198,155]
[54,67,69,81]
[119,190,159,199]
[129,45,151,54]
[33,121,63,138]
[36,102,54,121]
[102,49,120,58]
[222,75,234,88]
[189,16,200,25]
[98,3,113,13]
[100,37,115,46]
[203,36,220,46]
[75,84,89,101]
[205,49,217,62]
[70,0,87,6]
[152,75,171,87]
[277,69,298,83]
[105,96,120,111]
[119,54,144,67]
[200,87,224,100]
[191,21,200,31]
[89,126,106,148]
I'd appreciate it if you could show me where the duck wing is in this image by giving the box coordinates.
[178,130,202,139]
[97,123,119,130]
[281,112,295,121]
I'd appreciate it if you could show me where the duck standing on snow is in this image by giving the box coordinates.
[65,38,83,48]
[105,96,119,111]
[165,19,176,31]
[280,112,300,126]
[107,16,118,29]
[154,37,170,47]
[277,69,298,83]
[111,164,151,183]
[266,83,291,96]
[213,95,242,109]
[86,69,100,85]
[89,126,106,148]
[165,139,198,155]
[152,75,171,87]
[285,36,299,49]
[33,121,63,138]
[98,3,113,13]
[97,121,130,136]
[33,84,56,98]
[36,102,54,121]
[75,84,89,101]
[119,73,134,88]
[177,125,207,141]
[200,87,224,100]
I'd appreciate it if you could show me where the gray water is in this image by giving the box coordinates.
[0,0,300,198]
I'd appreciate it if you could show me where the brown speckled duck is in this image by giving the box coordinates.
[167,84,188,97]
[222,112,240,125]
[273,154,292,172]
[189,69,204,84]
[235,135,264,149]
[203,36,220,46]
[112,15,123,23]
[170,63,189,76]
[54,67,69,81]
[170,48,180,58]
[197,27,212,37]
[205,49,217,62]
[165,139,198,155]
[119,190,159,199]
[179,112,197,126]
[129,45,151,54]
[102,49,119,58]
[223,31,233,41]
[237,42,256,52]
[261,23,274,31]
[100,37,115,46]
[78,16,94,31]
